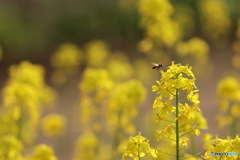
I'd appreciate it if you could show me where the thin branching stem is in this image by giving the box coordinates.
[165,146,174,160]
[167,88,176,97]
[138,144,141,160]
[182,152,202,160]
[156,147,176,157]
[162,135,176,142]
[180,124,199,137]
[164,119,175,123]
[179,128,194,133]
[179,145,189,151]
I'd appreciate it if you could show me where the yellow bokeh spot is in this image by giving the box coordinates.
[85,40,110,67]
[41,114,67,137]
[217,76,240,100]
[199,0,231,41]
[33,144,57,160]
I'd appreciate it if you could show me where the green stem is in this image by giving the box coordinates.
[176,89,179,160]
[138,144,141,160]
[161,135,176,142]
[230,118,236,138]
[156,147,176,157]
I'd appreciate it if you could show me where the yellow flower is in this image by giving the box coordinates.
[194,129,200,136]
[194,112,208,129]
[79,69,114,96]
[151,62,205,159]
[153,97,163,108]
[199,0,231,41]
[203,135,240,159]
[0,135,23,160]
[41,114,67,137]
[216,115,233,129]
[138,0,179,47]
[50,43,83,85]
[202,133,213,150]
[231,104,240,117]
[177,113,189,125]
[180,137,189,148]
[218,99,229,112]
[160,99,172,114]
[122,133,156,159]
[73,132,98,160]
[232,135,240,153]
[176,37,209,63]
[187,92,200,105]
[106,52,133,81]
[153,62,197,102]
[51,43,83,70]
[85,40,110,67]
[137,38,153,52]
[217,77,240,100]
[163,124,175,137]
[2,61,55,143]
[156,130,164,141]
[33,144,57,160]
[156,114,165,123]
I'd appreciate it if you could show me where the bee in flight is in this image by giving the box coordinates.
[151,62,163,71]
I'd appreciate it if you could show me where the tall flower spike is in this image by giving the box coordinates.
[152,62,204,160]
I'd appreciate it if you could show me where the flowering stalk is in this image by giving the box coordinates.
[216,77,240,137]
[153,62,203,159]
[122,62,207,160]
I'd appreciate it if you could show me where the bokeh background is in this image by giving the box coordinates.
[0,0,240,160]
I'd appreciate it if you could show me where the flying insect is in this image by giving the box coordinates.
[151,63,163,71]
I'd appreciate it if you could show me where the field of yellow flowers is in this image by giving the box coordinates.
[0,0,240,160]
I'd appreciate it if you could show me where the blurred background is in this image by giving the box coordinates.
[0,0,240,160]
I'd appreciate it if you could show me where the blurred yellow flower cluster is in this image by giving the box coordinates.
[138,0,179,49]
[85,40,110,68]
[51,41,134,86]
[2,61,56,143]
[0,61,59,159]
[106,80,146,135]
[217,77,240,100]
[32,144,57,160]
[199,0,231,42]
[0,135,22,160]
[67,40,147,159]
[51,43,83,85]
[216,77,240,134]
[136,0,211,74]
[106,53,134,81]
[73,132,98,160]
[76,67,146,159]
[41,114,67,137]
[176,37,209,63]
[79,69,113,99]
[232,19,240,70]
